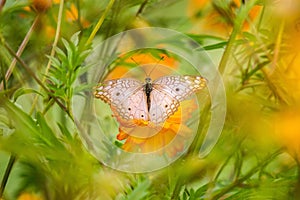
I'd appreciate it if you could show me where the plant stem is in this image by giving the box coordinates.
[86,0,116,45]
[218,0,258,74]
[270,18,285,72]
[43,0,64,81]
[209,148,283,200]
[136,0,148,17]
[0,155,16,198]
[30,0,64,115]
[0,14,40,90]
[3,41,71,119]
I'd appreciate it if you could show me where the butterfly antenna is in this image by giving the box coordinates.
[130,57,140,66]
[147,56,165,77]
[131,57,148,76]
[131,55,165,77]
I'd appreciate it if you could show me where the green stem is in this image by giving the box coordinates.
[3,42,72,119]
[136,0,148,17]
[0,155,16,198]
[210,148,283,200]
[0,14,40,90]
[270,18,285,71]
[218,0,258,74]
[86,0,116,45]
[30,0,64,115]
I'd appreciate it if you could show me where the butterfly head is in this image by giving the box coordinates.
[145,77,152,84]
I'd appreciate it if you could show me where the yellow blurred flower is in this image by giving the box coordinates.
[274,109,300,160]
[271,13,300,160]
[18,193,43,200]
[269,13,300,104]
[129,17,150,28]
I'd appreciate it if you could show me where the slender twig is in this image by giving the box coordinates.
[76,0,83,30]
[0,14,41,90]
[43,0,64,82]
[209,148,283,200]
[0,155,16,198]
[218,0,258,74]
[258,19,288,105]
[136,0,148,17]
[0,61,6,90]
[3,41,71,119]
[270,19,285,72]
[86,0,116,45]
[30,0,65,115]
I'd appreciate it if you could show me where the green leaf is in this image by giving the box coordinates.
[123,179,151,200]
[0,97,66,154]
[70,32,81,46]
[0,97,40,138]
[46,55,62,69]
[202,41,228,51]
[57,123,73,141]
[243,60,270,81]
[186,34,225,44]
[13,88,43,102]
[194,184,209,198]
[243,32,257,42]
[36,112,64,149]
[73,83,94,95]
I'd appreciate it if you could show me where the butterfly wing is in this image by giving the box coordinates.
[149,75,207,123]
[94,78,149,121]
[148,88,180,123]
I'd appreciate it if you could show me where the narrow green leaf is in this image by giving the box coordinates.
[124,179,151,200]
[0,97,40,137]
[36,112,64,149]
[13,88,43,102]
[73,83,94,95]
[57,123,73,141]
[46,55,61,69]
[70,32,81,46]
[202,41,228,51]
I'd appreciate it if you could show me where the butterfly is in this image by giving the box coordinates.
[94,75,207,124]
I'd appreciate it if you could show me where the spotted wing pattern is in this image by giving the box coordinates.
[94,78,149,121]
[149,75,207,123]
[94,75,207,124]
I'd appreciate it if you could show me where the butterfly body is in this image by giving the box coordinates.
[94,75,207,124]
[144,77,153,112]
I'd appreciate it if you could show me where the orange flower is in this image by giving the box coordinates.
[31,0,52,13]
[116,99,197,157]
[187,0,262,37]
[187,0,209,19]
[105,53,178,80]
[100,53,200,157]
[66,3,90,28]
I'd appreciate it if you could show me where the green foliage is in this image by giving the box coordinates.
[46,32,91,112]
[0,0,299,200]
[120,178,151,200]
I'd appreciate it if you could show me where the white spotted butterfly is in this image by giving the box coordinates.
[94,75,207,124]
